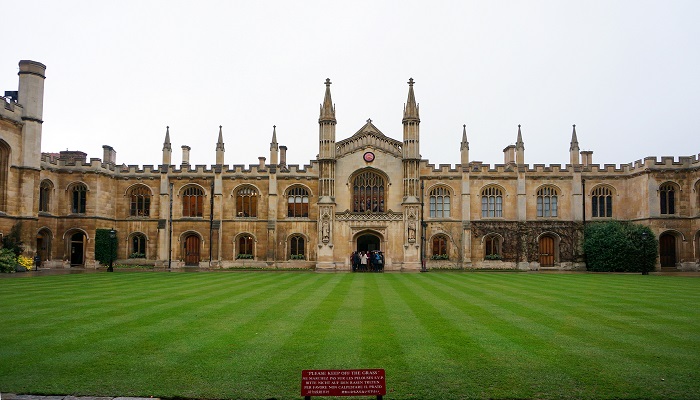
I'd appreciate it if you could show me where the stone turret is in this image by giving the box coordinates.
[318,78,336,198]
[402,78,420,161]
[18,60,46,170]
[402,78,421,199]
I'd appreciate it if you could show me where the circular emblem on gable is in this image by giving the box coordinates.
[363,152,375,162]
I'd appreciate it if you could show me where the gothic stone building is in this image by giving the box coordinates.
[1,60,699,271]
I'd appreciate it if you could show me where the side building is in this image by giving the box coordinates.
[1,60,699,271]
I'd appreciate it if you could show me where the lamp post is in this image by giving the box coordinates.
[641,231,649,275]
[108,229,116,272]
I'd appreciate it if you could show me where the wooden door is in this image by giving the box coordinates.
[659,234,676,268]
[539,236,555,267]
[184,235,200,266]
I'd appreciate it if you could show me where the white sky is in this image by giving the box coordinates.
[2,0,698,168]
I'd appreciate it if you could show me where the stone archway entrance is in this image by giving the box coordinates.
[69,231,85,266]
[183,234,201,266]
[36,229,52,263]
[357,233,380,252]
[659,233,676,268]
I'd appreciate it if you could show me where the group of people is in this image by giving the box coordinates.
[351,250,385,272]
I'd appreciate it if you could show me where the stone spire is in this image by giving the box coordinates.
[270,125,279,167]
[216,125,225,165]
[569,124,580,166]
[402,78,420,122]
[515,124,525,165]
[319,78,336,123]
[162,126,172,166]
[460,124,469,151]
[460,124,469,167]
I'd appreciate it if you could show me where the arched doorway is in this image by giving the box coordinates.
[659,233,676,268]
[183,234,201,266]
[538,235,556,267]
[357,233,380,252]
[36,229,52,263]
[69,231,85,266]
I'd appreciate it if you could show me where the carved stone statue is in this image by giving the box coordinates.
[322,219,330,243]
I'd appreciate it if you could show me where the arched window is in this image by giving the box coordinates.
[353,171,385,212]
[129,185,151,217]
[182,186,204,217]
[660,183,676,215]
[484,234,503,259]
[290,235,305,260]
[481,186,503,218]
[236,186,258,217]
[287,186,309,217]
[591,186,613,218]
[131,233,147,258]
[0,140,9,211]
[39,180,52,213]
[71,183,87,214]
[537,186,558,217]
[429,187,451,218]
[431,235,449,259]
[237,234,254,259]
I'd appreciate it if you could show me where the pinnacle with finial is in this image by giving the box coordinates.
[516,125,524,149]
[319,78,336,122]
[570,124,579,151]
[163,126,172,151]
[403,77,419,121]
[215,125,225,151]
[461,124,469,150]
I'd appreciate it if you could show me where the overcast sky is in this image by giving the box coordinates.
[3,1,698,168]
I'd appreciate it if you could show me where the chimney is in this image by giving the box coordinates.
[181,145,191,166]
[102,145,116,165]
[503,145,516,164]
[279,145,287,168]
[258,156,266,171]
[58,150,87,164]
[580,151,593,166]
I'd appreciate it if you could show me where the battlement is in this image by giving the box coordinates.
[0,95,23,124]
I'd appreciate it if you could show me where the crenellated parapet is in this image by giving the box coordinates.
[0,95,24,126]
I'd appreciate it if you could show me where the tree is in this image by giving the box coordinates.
[95,229,117,268]
[2,222,24,257]
[584,221,658,273]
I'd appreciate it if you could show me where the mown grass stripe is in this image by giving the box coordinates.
[1,272,699,399]
[422,273,700,398]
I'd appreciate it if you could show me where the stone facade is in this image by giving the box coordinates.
[1,60,699,271]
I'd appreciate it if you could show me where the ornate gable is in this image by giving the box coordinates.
[335,119,403,158]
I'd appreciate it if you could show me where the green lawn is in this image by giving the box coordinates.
[1,271,699,400]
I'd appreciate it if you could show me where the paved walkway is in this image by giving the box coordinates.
[2,395,158,400]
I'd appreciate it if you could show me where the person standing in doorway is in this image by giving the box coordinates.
[360,251,368,271]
